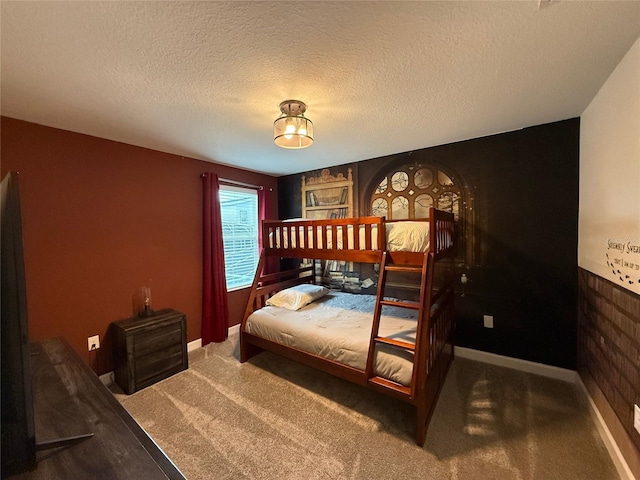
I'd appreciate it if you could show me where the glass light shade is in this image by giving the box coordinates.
[274,100,314,149]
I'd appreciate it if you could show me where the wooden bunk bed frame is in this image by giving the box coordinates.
[240,207,456,446]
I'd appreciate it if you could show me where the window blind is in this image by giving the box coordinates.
[219,186,259,290]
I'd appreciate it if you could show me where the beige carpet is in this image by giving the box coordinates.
[117,334,619,480]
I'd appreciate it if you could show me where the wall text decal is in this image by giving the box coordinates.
[606,238,640,286]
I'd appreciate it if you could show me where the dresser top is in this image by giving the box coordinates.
[112,308,185,331]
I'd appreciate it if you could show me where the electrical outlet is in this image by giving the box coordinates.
[634,404,640,435]
[88,335,100,351]
[483,315,494,329]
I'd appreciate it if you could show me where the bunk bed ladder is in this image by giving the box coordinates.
[365,251,428,399]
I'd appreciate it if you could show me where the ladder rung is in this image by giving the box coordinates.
[368,376,412,396]
[375,336,416,351]
[379,299,420,310]
[385,265,422,273]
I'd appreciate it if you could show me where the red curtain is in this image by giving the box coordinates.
[202,173,229,345]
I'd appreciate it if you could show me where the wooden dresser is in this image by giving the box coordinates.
[112,308,188,395]
[12,337,186,479]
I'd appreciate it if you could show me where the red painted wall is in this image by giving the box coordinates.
[1,117,278,374]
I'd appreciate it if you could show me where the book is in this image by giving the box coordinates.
[339,187,348,205]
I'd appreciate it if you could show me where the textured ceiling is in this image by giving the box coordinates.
[2,1,639,176]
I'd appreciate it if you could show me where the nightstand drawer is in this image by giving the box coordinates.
[134,324,182,357]
[112,309,188,394]
[136,343,184,384]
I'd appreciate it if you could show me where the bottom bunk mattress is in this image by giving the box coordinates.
[245,291,418,386]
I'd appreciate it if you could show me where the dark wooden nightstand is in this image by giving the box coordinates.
[111,308,188,394]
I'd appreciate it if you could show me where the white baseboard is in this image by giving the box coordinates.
[187,338,202,352]
[454,346,579,383]
[454,346,634,480]
[187,324,239,352]
[99,371,114,387]
[576,376,636,480]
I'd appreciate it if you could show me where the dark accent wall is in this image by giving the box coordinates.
[1,117,278,375]
[578,268,640,453]
[279,118,579,369]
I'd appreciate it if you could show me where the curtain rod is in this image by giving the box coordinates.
[201,173,264,191]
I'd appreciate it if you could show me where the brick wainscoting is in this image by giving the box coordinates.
[578,268,640,477]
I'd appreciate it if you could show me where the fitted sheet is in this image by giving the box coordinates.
[269,221,431,252]
[245,291,418,386]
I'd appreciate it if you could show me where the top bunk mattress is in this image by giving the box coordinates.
[269,221,431,252]
[244,291,418,386]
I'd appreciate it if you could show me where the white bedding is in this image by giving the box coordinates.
[245,291,418,386]
[269,221,431,252]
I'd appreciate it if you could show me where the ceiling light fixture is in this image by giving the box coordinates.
[273,100,313,149]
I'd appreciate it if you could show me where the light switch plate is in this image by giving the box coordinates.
[483,315,494,329]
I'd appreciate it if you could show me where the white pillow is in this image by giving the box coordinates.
[266,284,329,311]
[386,221,430,252]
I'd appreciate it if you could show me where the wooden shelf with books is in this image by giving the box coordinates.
[301,168,353,220]
[300,167,355,283]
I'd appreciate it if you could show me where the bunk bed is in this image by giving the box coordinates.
[240,207,456,446]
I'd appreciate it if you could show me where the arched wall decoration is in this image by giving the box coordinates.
[365,161,476,265]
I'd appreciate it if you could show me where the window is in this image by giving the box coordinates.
[219,186,259,290]
[370,165,461,220]
[369,162,474,265]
